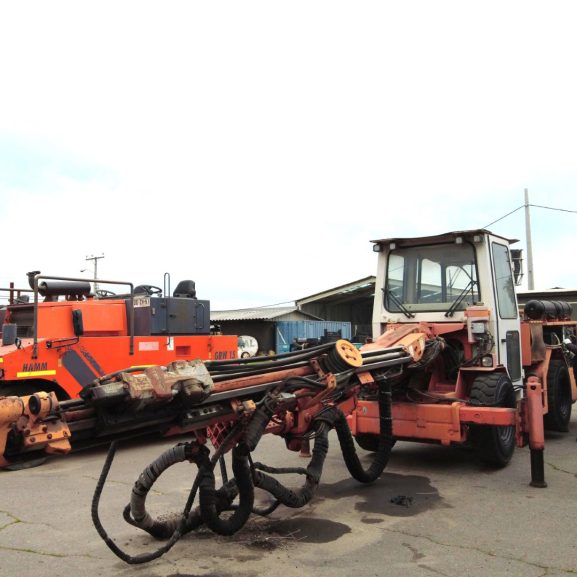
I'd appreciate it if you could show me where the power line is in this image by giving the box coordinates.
[484,202,577,228]
[231,199,577,310]
[530,203,577,215]
[483,205,524,228]
[253,300,296,308]
[218,299,296,312]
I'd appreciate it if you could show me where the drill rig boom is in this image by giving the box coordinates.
[0,340,413,468]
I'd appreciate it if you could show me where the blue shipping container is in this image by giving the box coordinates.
[275,320,352,353]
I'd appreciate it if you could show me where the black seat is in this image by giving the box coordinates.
[173,280,197,299]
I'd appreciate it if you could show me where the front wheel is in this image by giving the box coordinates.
[469,373,516,468]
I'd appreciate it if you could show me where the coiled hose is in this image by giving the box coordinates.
[124,443,239,539]
[198,444,254,536]
[92,441,202,564]
[252,421,330,508]
[92,425,251,563]
[333,380,393,483]
[92,371,394,564]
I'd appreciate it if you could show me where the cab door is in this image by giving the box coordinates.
[490,241,522,386]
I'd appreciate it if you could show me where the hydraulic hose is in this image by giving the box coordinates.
[242,395,278,452]
[361,347,406,358]
[206,342,335,367]
[125,443,239,539]
[92,441,203,564]
[252,422,330,508]
[123,484,237,539]
[90,343,400,565]
[334,380,393,483]
[128,444,192,538]
[211,361,310,382]
[198,445,254,536]
[90,366,155,386]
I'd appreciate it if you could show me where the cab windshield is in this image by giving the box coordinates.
[385,242,479,314]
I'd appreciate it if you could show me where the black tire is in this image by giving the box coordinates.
[354,434,396,452]
[0,381,69,401]
[0,383,39,397]
[543,360,572,432]
[469,373,516,467]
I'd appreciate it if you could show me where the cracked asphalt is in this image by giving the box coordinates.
[1,415,576,577]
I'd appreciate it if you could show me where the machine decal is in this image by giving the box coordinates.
[18,362,56,378]
[138,342,160,351]
[17,370,56,378]
[214,351,235,360]
[62,350,99,388]
[133,296,151,308]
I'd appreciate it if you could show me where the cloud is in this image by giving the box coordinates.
[1,2,576,307]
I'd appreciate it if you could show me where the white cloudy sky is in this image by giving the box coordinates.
[1,2,576,309]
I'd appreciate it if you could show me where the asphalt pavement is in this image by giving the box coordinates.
[1,415,576,577]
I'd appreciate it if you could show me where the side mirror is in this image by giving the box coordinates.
[510,249,524,286]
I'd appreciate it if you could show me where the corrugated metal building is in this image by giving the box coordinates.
[296,276,375,342]
[275,320,352,352]
[294,276,577,337]
[211,307,351,354]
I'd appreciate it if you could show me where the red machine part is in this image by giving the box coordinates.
[348,398,516,445]
[0,392,71,468]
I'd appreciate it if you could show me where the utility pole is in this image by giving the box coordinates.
[85,254,105,293]
[524,189,535,290]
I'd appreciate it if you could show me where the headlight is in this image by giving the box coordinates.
[481,355,493,367]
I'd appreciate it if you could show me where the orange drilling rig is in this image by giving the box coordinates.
[0,229,575,565]
[350,229,576,474]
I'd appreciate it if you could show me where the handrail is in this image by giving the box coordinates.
[0,285,34,305]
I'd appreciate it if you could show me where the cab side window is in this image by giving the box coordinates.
[492,242,517,319]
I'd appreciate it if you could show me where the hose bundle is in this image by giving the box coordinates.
[252,421,330,508]
[91,343,396,565]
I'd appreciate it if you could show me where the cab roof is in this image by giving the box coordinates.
[371,229,518,248]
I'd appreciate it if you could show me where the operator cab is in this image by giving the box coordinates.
[372,229,523,386]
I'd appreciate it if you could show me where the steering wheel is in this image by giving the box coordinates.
[96,289,116,298]
[134,285,163,296]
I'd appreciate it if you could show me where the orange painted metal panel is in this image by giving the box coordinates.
[37,306,75,338]
[72,302,127,335]
[0,335,238,400]
[31,300,129,339]
[520,322,532,366]
[350,399,516,446]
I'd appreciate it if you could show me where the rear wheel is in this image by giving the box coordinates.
[469,373,516,467]
[543,360,572,432]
